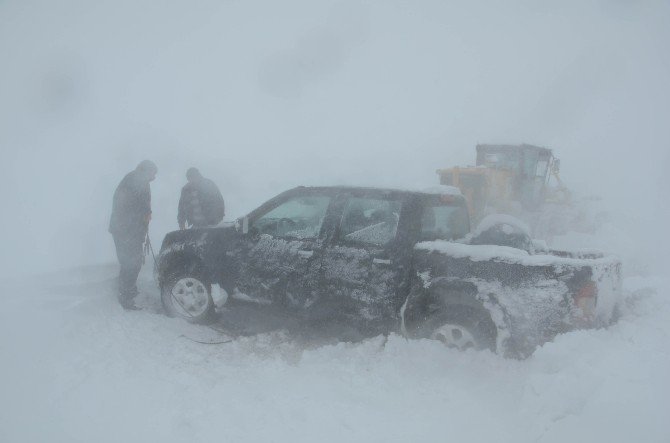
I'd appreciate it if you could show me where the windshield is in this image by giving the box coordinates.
[481,151,520,171]
[252,196,331,239]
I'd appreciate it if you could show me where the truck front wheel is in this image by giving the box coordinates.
[161,272,215,324]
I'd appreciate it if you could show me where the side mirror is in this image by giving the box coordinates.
[242,216,249,234]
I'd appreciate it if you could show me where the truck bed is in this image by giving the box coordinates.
[411,241,622,356]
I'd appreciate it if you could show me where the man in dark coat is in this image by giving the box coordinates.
[109,160,157,310]
[178,167,225,229]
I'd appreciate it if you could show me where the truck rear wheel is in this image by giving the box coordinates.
[424,305,496,352]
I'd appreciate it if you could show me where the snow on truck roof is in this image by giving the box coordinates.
[296,185,464,198]
[418,185,463,196]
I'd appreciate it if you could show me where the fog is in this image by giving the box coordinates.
[1,0,668,279]
[2,2,670,442]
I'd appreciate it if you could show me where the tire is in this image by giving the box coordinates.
[161,271,215,324]
[422,305,497,352]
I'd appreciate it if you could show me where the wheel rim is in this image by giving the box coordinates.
[430,323,478,350]
[170,277,210,318]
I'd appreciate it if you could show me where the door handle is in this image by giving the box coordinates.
[373,258,391,265]
[298,250,314,258]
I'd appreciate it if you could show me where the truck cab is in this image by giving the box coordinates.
[158,186,470,336]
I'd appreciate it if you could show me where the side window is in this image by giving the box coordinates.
[339,197,402,246]
[252,196,330,239]
[420,205,469,241]
[535,160,549,178]
[523,150,539,178]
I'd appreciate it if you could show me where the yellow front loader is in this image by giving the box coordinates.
[437,144,567,223]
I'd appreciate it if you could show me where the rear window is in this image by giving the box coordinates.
[339,197,402,246]
[420,204,469,241]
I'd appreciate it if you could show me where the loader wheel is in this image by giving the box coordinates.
[424,305,496,352]
[161,272,215,324]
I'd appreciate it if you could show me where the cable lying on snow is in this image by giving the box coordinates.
[178,334,233,345]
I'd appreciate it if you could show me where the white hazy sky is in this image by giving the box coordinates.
[1,0,669,278]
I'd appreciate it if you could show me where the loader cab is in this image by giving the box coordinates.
[476,144,555,210]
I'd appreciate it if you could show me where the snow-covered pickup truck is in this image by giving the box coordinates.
[157,186,621,357]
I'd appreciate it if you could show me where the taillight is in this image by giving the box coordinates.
[574,281,597,321]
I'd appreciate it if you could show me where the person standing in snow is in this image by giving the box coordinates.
[108,160,157,310]
[178,167,225,229]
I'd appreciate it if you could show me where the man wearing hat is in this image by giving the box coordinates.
[178,167,225,229]
[109,160,157,310]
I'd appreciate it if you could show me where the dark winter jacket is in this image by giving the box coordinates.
[109,170,152,237]
[178,177,225,227]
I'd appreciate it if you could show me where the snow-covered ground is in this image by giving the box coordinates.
[1,240,668,443]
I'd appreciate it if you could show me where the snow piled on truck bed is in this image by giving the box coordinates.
[1,264,668,442]
[416,240,619,267]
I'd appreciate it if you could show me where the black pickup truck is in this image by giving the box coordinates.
[157,186,621,357]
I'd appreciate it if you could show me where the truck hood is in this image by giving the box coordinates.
[159,225,240,259]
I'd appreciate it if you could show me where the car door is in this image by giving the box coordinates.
[318,190,413,335]
[232,190,333,309]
